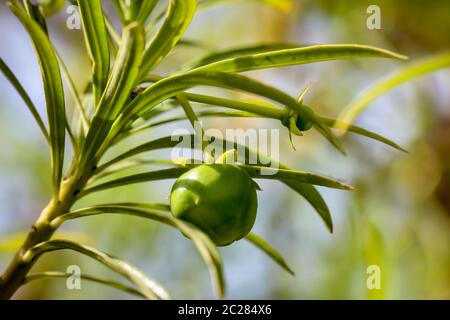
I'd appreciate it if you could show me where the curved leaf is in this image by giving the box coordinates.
[132,0,158,24]
[198,0,293,11]
[239,165,352,190]
[122,106,405,153]
[24,271,145,299]
[80,22,145,169]
[55,51,90,133]
[77,0,110,105]
[81,167,189,197]
[337,51,450,132]
[115,72,343,154]
[245,233,294,275]
[0,58,49,143]
[83,161,351,198]
[23,240,170,300]
[190,44,407,74]
[187,43,301,69]
[10,3,66,193]
[97,135,185,173]
[139,0,197,79]
[318,117,407,152]
[51,205,226,298]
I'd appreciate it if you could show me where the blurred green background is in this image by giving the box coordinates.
[0,0,449,299]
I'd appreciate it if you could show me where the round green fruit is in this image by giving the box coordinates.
[170,164,258,246]
[39,0,66,16]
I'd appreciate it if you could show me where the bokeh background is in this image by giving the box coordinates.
[0,0,449,299]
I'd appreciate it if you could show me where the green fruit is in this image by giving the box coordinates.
[39,0,66,16]
[296,114,313,131]
[170,164,258,246]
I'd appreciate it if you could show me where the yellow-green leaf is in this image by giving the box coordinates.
[337,51,450,133]
[9,3,66,193]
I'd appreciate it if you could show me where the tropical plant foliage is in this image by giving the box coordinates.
[2,0,447,299]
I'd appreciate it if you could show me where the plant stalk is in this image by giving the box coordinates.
[0,167,91,299]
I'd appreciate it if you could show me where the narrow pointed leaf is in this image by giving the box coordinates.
[132,0,158,24]
[126,103,404,153]
[92,159,179,181]
[139,0,197,78]
[55,51,90,133]
[97,136,186,173]
[282,181,333,232]
[187,43,300,69]
[190,44,407,74]
[23,0,48,33]
[10,3,66,192]
[171,219,225,298]
[319,117,407,152]
[239,165,353,190]
[337,51,450,132]
[116,72,339,151]
[0,58,49,143]
[77,0,110,105]
[198,0,293,11]
[52,205,226,298]
[245,233,294,275]
[24,240,170,300]
[81,167,189,197]
[81,22,144,168]
[24,272,145,299]
[113,0,128,25]
[84,161,350,197]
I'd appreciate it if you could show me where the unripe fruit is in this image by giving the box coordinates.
[39,0,66,16]
[296,114,313,131]
[170,164,258,246]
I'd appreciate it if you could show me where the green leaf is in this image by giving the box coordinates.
[93,159,180,182]
[139,0,197,79]
[179,94,403,152]
[55,51,90,134]
[52,205,226,298]
[122,111,253,140]
[198,0,293,11]
[187,43,301,69]
[175,93,208,151]
[128,75,344,153]
[116,72,342,152]
[239,165,353,190]
[97,135,185,173]
[81,167,189,197]
[83,161,350,198]
[23,0,48,33]
[0,57,49,144]
[123,103,405,153]
[24,271,146,299]
[9,3,66,193]
[77,0,110,106]
[282,181,333,232]
[318,117,407,152]
[171,218,225,298]
[23,240,170,300]
[337,51,450,132]
[131,0,158,24]
[80,22,145,169]
[190,44,407,74]
[112,0,128,25]
[245,233,294,275]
